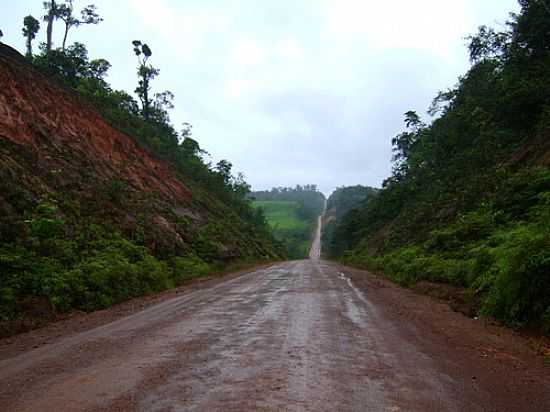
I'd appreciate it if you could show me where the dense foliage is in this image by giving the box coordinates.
[333,0,550,332]
[252,201,310,259]
[251,186,325,259]
[322,186,378,258]
[0,202,211,319]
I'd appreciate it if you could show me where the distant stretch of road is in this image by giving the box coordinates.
[0,216,548,411]
[308,214,322,260]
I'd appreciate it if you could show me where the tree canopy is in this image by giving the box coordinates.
[22,15,40,57]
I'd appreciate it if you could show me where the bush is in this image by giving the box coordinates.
[0,217,216,319]
[17,237,173,312]
[341,192,550,330]
[171,256,211,283]
[480,223,550,328]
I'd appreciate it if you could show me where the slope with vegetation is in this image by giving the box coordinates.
[332,0,550,333]
[0,2,281,335]
[322,185,379,258]
[251,186,325,259]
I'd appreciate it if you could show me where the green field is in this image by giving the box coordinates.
[253,201,308,231]
[253,201,312,259]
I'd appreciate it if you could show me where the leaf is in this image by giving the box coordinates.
[142,44,152,57]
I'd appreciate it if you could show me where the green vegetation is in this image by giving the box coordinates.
[253,201,310,231]
[22,15,40,57]
[252,185,325,219]
[330,1,550,333]
[322,186,379,258]
[0,2,282,332]
[0,201,212,325]
[251,186,325,259]
[252,201,311,259]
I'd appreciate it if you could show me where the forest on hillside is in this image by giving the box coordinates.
[330,0,550,332]
[251,185,325,221]
[322,186,379,258]
[251,186,325,259]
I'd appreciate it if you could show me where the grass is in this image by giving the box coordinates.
[252,201,309,231]
[252,201,312,259]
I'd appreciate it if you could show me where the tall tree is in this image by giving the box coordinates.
[57,1,102,51]
[132,40,158,120]
[43,0,57,52]
[22,15,40,57]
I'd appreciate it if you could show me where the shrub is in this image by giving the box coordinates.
[171,255,211,284]
[341,193,550,330]
[480,223,550,327]
[0,219,207,318]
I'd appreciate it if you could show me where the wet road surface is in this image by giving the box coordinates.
[0,260,457,411]
[1,222,549,411]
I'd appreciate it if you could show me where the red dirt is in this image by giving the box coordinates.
[342,264,550,411]
[0,43,190,203]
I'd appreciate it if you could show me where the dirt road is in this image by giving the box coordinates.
[308,215,322,260]
[1,222,549,411]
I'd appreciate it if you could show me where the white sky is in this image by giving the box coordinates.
[2,0,519,195]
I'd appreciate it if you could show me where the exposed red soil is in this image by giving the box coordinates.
[0,43,190,203]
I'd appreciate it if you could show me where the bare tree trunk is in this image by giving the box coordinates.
[26,35,32,57]
[143,78,150,120]
[62,24,69,51]
[45,0,56,52]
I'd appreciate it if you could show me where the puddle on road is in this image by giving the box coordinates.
[339,272,368,304]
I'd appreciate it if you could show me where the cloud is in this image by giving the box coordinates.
[3,0,520,195]
[275,37,304,60]
[230,37,268,66]
[324,0,471,58]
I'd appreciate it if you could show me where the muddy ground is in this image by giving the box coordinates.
[1,257,549,411]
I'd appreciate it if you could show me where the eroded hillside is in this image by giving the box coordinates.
[0,43,279,334]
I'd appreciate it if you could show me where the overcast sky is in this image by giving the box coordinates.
[3,0,519,195]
